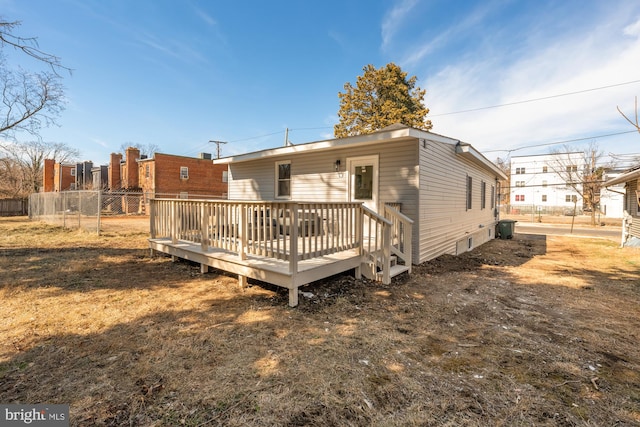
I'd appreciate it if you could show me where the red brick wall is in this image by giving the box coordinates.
[43,159,55,192]
[108,153,122,189]
[148,153,227,197]
[54,164,75,191]
[122,147,140,189]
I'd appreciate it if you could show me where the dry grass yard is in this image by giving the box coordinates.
[1,216,639,426]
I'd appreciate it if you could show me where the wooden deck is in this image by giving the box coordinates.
[149,237,361,306]
[148,199,413,306]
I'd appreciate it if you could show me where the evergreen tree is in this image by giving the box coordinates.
[334,63,432,138]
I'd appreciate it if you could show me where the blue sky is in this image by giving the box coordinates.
[3,0,640,168]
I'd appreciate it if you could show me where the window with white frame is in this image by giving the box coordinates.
[542,166,548,173]
[222,171,228,183]
[541,194,547,202]
[515,167,526,174]
[542,180,547,187]
[180,166,189,179]
[276,161,291,198]
[481,180,486,209]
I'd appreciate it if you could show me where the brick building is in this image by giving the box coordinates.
[42,149,228,211]
[53,162,76,191]
[138,152,227,199]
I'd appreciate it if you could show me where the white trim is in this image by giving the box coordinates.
[275,160,291,199]
[347,155,379,212]
[180,166,189,180]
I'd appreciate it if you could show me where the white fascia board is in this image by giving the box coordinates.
[603,167,640,187]
[455,142,508,180]
[213,127,430,164]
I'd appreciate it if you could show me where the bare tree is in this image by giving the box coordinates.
[617,96,640,133]
[494,156,511,210]
[548,143,609,226]
[0,20,67,138]
[0,140,79,197]
[118,142,160,158]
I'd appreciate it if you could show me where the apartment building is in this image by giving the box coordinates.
[510,153,585,214]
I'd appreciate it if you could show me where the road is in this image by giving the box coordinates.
[513,221,622,242]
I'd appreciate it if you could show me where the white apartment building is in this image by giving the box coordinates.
[510,152,585,214]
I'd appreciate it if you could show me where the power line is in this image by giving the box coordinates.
[483,130,638,154]
[431,79,640,117]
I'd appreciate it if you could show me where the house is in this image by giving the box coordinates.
[215,124,506,264]
[510,153,586,215]
[147,124,507,307]
[603,165,640,246]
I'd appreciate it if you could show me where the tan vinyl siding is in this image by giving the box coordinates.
[228,162,274,200]
[418,139,498,263]
[228,139,419,212]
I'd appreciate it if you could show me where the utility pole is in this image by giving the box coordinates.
[209,140,228,159]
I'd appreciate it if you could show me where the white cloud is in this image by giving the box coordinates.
[381,0,418,51]
[422,6,640,159]
[624,17,640,36]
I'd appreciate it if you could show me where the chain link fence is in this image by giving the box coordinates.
[29,191,226,233]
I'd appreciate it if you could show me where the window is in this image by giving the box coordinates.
[466,175,472,210]
[566,165,578,173]
[542,166,548,173]
[566,194,577,203]
[515,181,525,187]
[70,168,76,176]
[222,171,228,183]
[515,194,525,202]
[180,166,189,179]
[276,161,291,198]
[481,180,486,209]
[145,164,150,178]
[515,167,526,174]
[541,195,547,202]
[542,180,547,187]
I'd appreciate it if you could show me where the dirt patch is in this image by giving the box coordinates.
[1,217,639,426]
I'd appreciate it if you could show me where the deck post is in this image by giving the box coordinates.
[171,200,177,244]
[289,287,298,307]
[382,223,391,284]
[149,199,156,239]
[200,263,208,274]
[239,275,247,288]
[201,202,209,251]
[289,204,298,274]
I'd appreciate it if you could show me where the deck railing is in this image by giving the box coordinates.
[384,203,413,274]
[149,199,413,285]
[150,199,363,263]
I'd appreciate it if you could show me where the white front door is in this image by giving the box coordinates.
[348,155,379,212]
